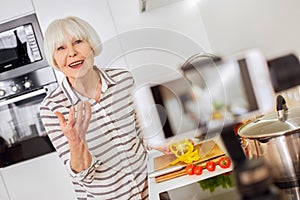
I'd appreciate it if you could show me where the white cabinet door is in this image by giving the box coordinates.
[0,0,34,23]
[1,153,76,200]
[0,171,9,200]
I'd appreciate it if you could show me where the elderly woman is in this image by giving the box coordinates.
[40,16,149,200]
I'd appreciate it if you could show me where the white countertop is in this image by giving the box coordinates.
[147,137,233,200]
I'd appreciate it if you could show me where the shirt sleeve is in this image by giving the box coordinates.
[133,111,152,151]
[66,154,101,183]
[130,74,154,151]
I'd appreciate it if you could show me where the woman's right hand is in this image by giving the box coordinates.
[55,101,92,143]
[55,101,92,173]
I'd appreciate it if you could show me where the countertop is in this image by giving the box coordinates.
[147,137,233,200]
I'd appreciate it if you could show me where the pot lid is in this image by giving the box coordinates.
[238,106,300,138]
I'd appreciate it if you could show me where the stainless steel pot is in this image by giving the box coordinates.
[238,95,300,199]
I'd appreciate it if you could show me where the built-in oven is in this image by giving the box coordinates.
[0,13,58,167]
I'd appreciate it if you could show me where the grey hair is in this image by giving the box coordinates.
[43,16,102,69]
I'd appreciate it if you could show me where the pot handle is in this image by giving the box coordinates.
[258,137,271,143]
[276,95,288,121]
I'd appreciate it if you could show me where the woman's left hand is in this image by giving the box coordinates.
[153,145,173,155]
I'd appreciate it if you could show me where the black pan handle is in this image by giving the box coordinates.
[276,95,288,121]
[276,95,287,111]
[258,137,271,143]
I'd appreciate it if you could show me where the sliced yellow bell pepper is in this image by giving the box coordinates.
[169,139,200,165]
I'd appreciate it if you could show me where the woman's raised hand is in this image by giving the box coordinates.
[55,101,92,143]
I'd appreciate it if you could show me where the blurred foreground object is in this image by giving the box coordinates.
[238,95,300,199]
[221,124,281,200]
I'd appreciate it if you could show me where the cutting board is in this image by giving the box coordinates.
[152,140,225,183]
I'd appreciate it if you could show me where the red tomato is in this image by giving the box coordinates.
[218,157,231,169]
[185,163,195,175]
[206,161,216,172]
[193,166,203,175]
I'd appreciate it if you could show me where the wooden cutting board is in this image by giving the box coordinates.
[153,140,225,183]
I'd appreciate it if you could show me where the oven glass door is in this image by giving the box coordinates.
[0,86,56,167]
[0,88,47,144]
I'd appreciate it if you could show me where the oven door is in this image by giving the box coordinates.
[0,84,57,167]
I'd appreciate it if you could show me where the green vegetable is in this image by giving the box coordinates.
[198,173,235,193]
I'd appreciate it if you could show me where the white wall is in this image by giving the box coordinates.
[197,0,300,59]
[0,1,33,23]
[108,0,212,86]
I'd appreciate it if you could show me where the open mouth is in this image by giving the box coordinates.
[68,60,84,68]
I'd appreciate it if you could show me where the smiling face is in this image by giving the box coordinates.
[53,35,95,81]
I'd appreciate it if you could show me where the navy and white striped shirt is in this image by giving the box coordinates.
[40,67,148,200]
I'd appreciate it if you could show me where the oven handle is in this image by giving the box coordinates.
[0,88,47,107]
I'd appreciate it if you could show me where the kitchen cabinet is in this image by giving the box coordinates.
[197,0,300,58]
[0,171,9,200]
[0,152,76,200]
[0,0,34,23]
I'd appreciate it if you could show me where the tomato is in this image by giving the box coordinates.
[193,166,203,175]
[206,161,216,172]
[218,157,231,169]
[185,163,195,175]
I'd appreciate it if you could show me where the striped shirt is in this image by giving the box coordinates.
[40,67,149,200]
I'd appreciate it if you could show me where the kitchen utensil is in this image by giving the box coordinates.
[238,95,300,199]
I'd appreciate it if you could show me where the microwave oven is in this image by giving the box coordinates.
[0,13,48,80]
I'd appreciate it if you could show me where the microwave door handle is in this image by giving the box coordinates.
[0,88,47,107]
